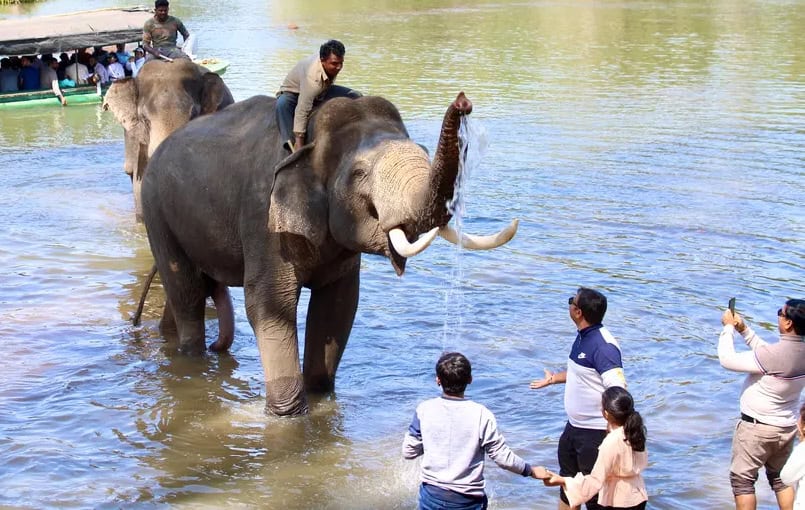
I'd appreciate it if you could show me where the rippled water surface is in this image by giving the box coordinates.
[1,1,803,508]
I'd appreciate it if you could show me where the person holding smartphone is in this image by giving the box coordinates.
[718,298,805,510]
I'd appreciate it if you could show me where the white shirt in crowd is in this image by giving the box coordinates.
[93,62,109,84]
[65,62,91,84]
[107,62,125,81]
[127,56,145,78]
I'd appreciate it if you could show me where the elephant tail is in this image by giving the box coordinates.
[132,263,158,326]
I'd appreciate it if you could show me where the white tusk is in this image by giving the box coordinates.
[389,227,439,258]
[439,219,519,250]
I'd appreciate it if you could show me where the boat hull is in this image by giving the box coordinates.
[0,59,229,109]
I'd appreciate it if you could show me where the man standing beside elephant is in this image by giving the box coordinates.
[530,287,627,510]
[142,0,191,61]
[276,39,361,153]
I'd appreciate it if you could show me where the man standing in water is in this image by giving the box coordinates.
[719,298,805,510]
[142,0,191,61]
[275,39,361,153]
[530,287,627,510]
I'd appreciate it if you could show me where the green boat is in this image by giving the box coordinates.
[0,6,228,109]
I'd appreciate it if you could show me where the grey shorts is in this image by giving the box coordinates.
[729,419,797,496]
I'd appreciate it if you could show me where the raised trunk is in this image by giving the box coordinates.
[425,92,473,228]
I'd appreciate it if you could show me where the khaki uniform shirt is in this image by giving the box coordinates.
[143,15,188,48]
[278,53,334,135]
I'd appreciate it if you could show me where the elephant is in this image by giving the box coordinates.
[102,58,234,222]
[141,91,519,416]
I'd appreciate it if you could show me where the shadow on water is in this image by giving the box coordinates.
[111,341,418,509]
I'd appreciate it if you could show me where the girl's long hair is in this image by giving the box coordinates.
[602,386,646,452]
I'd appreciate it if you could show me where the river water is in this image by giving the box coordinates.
[1,1,803,508]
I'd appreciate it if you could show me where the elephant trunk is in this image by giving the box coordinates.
[373,142,432,230]
[425,91,473,228]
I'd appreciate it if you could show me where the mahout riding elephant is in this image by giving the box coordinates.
[102,58,234,222]
[141,91,518,416]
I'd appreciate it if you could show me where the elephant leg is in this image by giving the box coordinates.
[245,263,307,416]
[159,299,177,336]
[146,230,207,354]
[162,268,206,355]
[208,282,234,353]
[303,265,359,393]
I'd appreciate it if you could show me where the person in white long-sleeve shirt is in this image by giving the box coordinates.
[106,53,126,81]
[719,298,805,510]
[782,403,805,510]
[65,56,91,85]
[402,352,548,509]
[127,47,146,78]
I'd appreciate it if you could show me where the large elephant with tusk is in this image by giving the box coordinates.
[141,91,518,416]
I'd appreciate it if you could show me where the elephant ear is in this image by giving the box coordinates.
[200,72,233,115]
[269,144,328,249]
[103,78,140,133]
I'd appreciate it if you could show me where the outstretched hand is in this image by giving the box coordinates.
[531,466,550,480]
[542,471,565,487]
[529,369,553,390]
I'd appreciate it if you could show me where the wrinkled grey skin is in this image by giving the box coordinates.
[142,92,473,416]
[102,59,234,221]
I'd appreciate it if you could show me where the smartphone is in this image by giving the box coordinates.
[728,297,736,314]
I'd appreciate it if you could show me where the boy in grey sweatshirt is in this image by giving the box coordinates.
[402,352,547,509]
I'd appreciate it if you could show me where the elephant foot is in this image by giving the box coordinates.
[208,333,233,353]
[178,338,207,356]
[264,399,309,417]
[304,373,336,394]
[264,376,308,416]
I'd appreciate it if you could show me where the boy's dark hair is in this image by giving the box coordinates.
[785,299,805,336]
[436,352,471,395]
[577,287,608,325]
[319,39,345,60]
[155,0,169,8]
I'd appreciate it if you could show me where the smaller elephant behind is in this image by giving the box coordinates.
[105,59,235,349]
[103,59,234,222]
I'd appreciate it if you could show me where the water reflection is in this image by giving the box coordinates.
[124,345,381,507]
[0,104,120,149]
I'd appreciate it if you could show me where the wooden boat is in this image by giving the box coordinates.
[0,6,229,109]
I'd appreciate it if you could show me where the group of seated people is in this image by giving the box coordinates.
[0,43,147,93]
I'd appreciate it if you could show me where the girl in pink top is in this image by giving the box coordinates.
[545,386,648,510]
